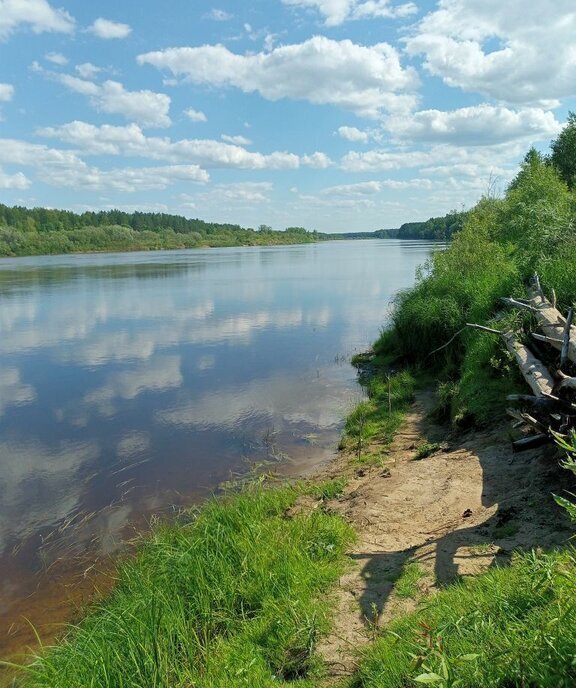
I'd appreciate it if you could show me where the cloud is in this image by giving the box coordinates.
[184,107,207,122]
[0,137,86,168]
[205,8,232,21]
[45,51,67,65]
[88,17,132,39]
[0,83,14,101]
[138,36,419,118]
[55,74,172,127]
[0,0,75,39]
[0,167,30,189]
[337,125,369,142]
[75,62,100,79]
[282,0,417,26]
[405,0,576,105]
[45,162,209,192]
[183,182,274,206]
[37,121,308,169]
[340,140,528,181]
[385,105,561,145]
[0,137,209,190]
[302,152,332,168]
[221,134,252,145]
[320,179,433,197]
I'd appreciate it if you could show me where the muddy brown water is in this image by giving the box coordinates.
[0,239,440,662]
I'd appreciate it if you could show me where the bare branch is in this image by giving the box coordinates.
[560,307,574,369]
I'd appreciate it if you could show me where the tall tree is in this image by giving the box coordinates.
[550,111,576,190]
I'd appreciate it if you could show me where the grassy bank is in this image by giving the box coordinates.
[376,139,576,427]
[9,484,353,687]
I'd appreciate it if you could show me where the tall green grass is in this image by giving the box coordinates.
[15,485,354,687]
[351,549,576,688]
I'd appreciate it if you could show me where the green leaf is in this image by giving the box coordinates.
[459,653,480,661]
[553,494,576,522]
[414,673,444,683]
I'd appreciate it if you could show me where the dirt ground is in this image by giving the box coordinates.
[313,391,574,683]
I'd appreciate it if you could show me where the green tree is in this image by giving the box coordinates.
[549,111,576,189]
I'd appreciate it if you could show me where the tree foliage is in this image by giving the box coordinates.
[0,204,325,257]
[549,111,576,189]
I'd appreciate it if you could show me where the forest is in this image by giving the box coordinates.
[0,205,327,257]
[0,201,464,258]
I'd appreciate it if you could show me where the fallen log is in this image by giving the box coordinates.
[500,275,576,365]
[526,278,576,365]
[467,324,556,396]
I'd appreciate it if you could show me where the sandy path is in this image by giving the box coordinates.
[315,391,573,682]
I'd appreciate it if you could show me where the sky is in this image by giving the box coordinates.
[0,0,575,233]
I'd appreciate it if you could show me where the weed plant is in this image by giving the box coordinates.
[15,485,354,688]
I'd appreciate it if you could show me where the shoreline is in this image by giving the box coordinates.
[3,374,574,686]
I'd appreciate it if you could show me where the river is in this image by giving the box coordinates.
[0,238,438,656]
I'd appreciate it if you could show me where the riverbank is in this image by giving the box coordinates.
[4,372,574,687]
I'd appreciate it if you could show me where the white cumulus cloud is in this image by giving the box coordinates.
[184,108,207,122]
[37,121,313,170]
[44,163,209,192]
[88,17,132,39]
[221,134,252,145]
[137,36,419,118]
[405,0,576,105]
[0,0,75,39]
[0,167,30,189]
[385,105,561,145]
[45,51,67,65]
[75,62,100,79]
[282,0,417,26]
[54,73,171,127]
[337,125,369,142]
[0,83,14,101]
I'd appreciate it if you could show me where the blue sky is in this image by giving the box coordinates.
[0,0,575,232]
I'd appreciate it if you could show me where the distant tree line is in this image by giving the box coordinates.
[388,210,468,241]
[0,205,328,257]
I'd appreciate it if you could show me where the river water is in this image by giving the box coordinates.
[0,238,437,652]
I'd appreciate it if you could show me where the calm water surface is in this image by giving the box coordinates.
[0,239,437,632]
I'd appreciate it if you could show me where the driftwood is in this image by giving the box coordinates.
[524,276,576,364]
[466,324,555,396]
[467,275,576,451]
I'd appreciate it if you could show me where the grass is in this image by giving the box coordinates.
[393,563,427,599]
[309,477,348,500]
[342,369,417,458]
[11,484,354,688]
[350,549,576,688]
[413,442,442,461]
